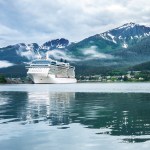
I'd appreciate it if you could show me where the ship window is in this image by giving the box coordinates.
[32,60,51,65]
[51,61,56,65]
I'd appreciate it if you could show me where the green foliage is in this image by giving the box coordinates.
[0,75,7,83]
[0,64,26,78]
[68,36,119,56]
[123,75,128,81]
[134,71,150,81]
[106,70,126,76]
[131,61,150,71]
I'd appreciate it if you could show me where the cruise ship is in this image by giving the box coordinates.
[26,59,77,84]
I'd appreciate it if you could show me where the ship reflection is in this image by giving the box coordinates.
[25,92,75,125]
[0,92,75,126]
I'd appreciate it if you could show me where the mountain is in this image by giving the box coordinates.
[68,22,150,55]
[100,22,150,48]
[131,61,150,71]
[113,36,150,62]
[0,23,150,76]
[41,38,69,50]
[0,38,69,63]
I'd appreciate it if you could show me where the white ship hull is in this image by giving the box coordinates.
[26,58,77,84]
[28,73,77,84]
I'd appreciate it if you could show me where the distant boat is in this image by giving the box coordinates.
[26,58,77,84]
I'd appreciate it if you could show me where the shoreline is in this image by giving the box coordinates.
[1,80,150,84]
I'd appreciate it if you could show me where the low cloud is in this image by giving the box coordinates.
[46,50,80,62]
[46,46,114,62]
[0,61,14,68]
[82,46,114,60]
[16,45,40,60]
[17,50,36,60]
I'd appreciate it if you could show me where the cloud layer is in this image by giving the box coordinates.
[45,46,114,62]
[83,46,113,60]
[0,61,14,68]
[0,0,149,47]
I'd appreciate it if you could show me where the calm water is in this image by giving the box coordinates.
[0,83,150,150]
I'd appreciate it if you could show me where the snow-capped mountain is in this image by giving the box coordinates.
[0,23,150,62]
[0,22,150,76]
[41,38,69,50]
[99,22,150,48]
[0,38,70,63]
[69,22,150,56]
[16,43,40,60]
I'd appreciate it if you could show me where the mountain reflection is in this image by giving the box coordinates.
[74,93,150,136]
[1,92,150,142]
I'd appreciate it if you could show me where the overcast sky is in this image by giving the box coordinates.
[0,0,149,47]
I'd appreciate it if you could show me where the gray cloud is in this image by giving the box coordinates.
[0,60,14,68]
[0,0,149,47]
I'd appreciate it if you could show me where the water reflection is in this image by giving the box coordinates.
[27,92,75,125]
[0,92,150,143]
[74,93,150,143]
[0,92,75,126]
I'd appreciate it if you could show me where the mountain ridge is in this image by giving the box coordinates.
[0,22,150,76]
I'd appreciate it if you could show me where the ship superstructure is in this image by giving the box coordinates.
[26,59,77,83]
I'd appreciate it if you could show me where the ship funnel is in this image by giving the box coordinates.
[46,52,49,60]
[37,52,42,59]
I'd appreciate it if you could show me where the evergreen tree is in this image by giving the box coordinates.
[60,58,63,62]
[0,75,7,83]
